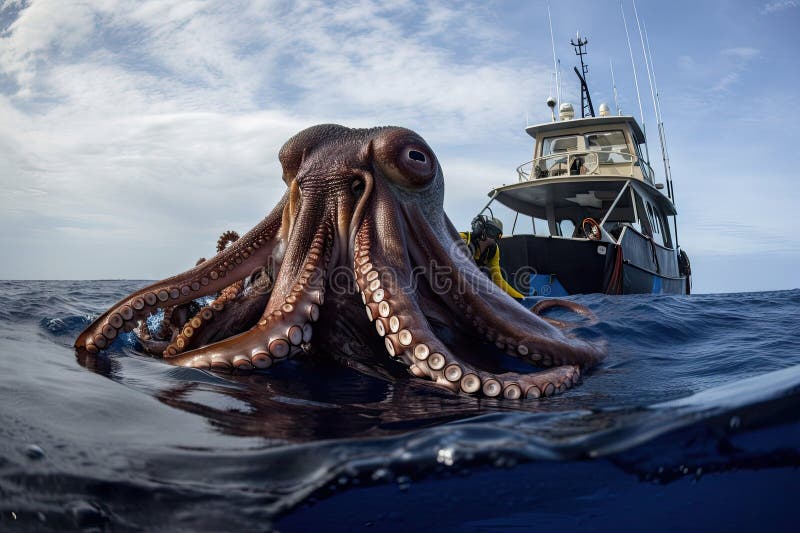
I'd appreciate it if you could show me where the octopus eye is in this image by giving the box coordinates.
[350,177,365,196]
[374,130,437,189]
[408,150,426,163]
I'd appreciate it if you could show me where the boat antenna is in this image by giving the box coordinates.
[557,58,563,106]
[642,19,674,196]
[620,1,649,163]
[571,31,595,117]
[547,2,560,108]
[633,1,666,184]
[610,59,622,115]
[643,18,679,247]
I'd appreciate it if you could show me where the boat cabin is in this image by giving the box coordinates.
[497,114,675,248]
[525,115,652,182]
[483,110,689,295]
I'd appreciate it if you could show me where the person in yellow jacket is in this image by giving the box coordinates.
[460,216,524,299]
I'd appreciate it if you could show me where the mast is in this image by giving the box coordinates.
[610,59,622,115]
[570,32,595,118]
[642,19,679,248]
[621,1,649,163]
[547,2,560,108]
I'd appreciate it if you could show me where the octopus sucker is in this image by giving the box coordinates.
[503,384,522,400]
[428,353,446,370]
[287,325,303,345]
[525,386,541,399]
[460,374,481,393]
[397,328,412,346]
[302,323,313,343]
[251,351,272,369]
[109,313,123,328]
[482,379,502,397]
[268,338,290,358]
[383,336,396,356]
[413,343,430,360]
[76,124,606,399]
[232,354,253,370]
[210,355,232,370]
[444,364,462,382]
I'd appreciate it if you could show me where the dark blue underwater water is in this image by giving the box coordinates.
[0,281,799,531]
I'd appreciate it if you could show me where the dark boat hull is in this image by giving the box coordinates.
[498,231,689,296]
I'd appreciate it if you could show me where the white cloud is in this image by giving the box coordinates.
[0,0,552,278]
[721,47,759,61]
[2,0,794,291]
[676,46,760,95]
[761,0,799,14]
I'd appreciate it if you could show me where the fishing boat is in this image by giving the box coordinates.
[479,34,691,296]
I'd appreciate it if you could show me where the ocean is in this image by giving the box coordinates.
[1,280,799,531]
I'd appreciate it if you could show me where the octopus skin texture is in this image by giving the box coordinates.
[75,124,607,399]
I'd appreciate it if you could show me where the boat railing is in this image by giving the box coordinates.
[516,150,654,183]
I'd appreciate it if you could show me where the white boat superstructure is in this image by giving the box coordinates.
[475,33,690,296]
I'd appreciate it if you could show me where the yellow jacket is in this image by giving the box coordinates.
[460,232,524,299]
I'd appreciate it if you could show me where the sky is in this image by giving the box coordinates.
[0,0,798,293]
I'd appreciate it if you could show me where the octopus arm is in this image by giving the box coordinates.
[164,216,331,371]
[75,193,289,354]
[352,185,582,398]
[415,206,607,369]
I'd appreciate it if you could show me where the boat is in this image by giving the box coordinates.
[479,34,691,296]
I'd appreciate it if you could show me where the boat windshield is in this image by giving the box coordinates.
[585,130,629,163]
[542,135,580,156]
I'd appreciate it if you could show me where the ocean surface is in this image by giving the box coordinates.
[0,280,799,531]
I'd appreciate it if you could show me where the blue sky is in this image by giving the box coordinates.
[0,0,798,293]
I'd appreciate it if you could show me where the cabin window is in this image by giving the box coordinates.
[645,203,656,231]
[558,218,576,238]
[584,130,629,164]
[530,217,550,236]
[650,203,672,247]
[645,201,669,246]
[632,143,654,182]
[539,136,580,176]
[631,189,648,236]
[542,135,580,155]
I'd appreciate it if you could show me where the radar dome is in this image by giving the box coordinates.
[559,102,575,121]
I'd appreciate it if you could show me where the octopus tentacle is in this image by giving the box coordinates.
[163,231,257,356]
[75,194,288,354]
[406,205,606,369]
[353,182,578,398]
[136,302,199,354]
[530,298,599,330]
[354,217,579,398]
[166,223,330,371]
[164,279,245,356]
[156,306,176,341]
[216,230,240,253]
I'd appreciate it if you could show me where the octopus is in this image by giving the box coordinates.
[75,124,606,399]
